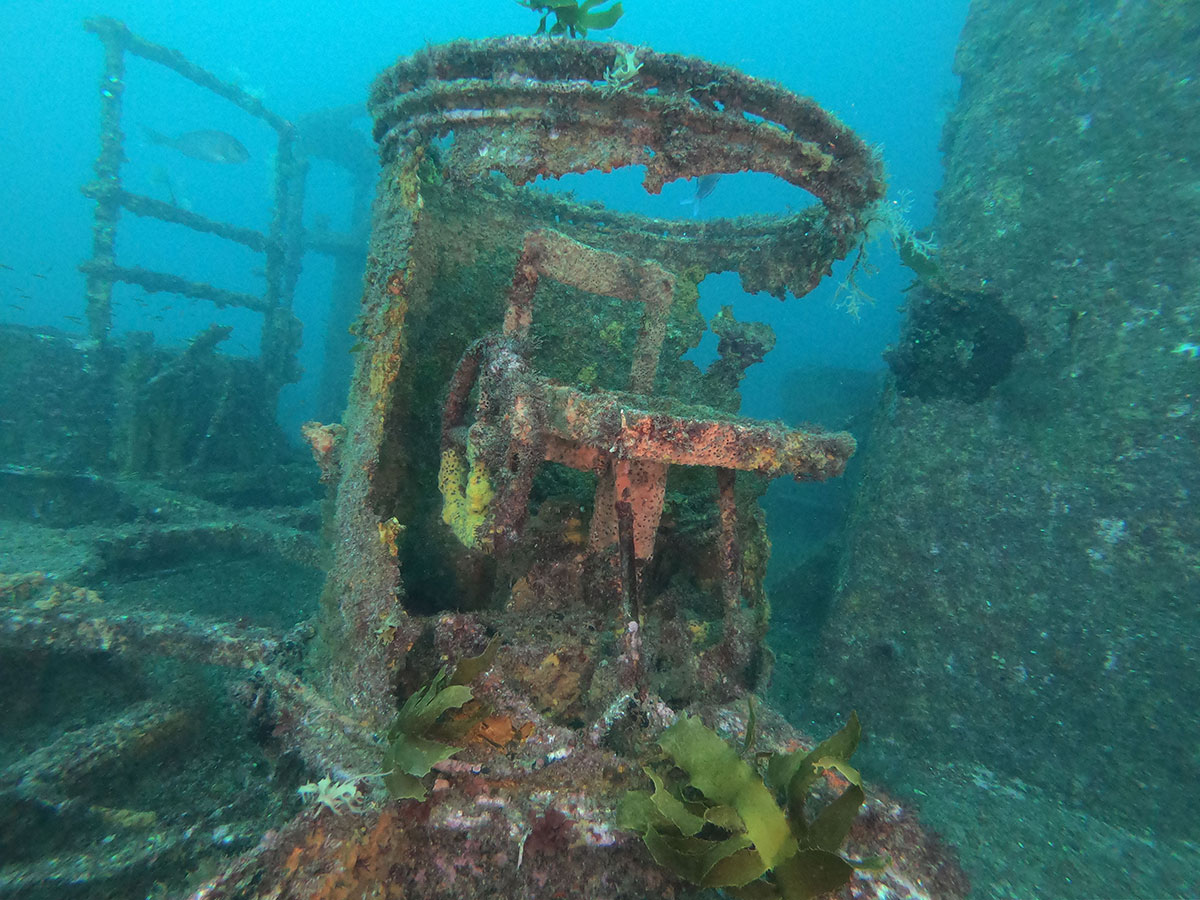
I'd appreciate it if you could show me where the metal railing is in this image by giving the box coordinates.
[80,17,315,397]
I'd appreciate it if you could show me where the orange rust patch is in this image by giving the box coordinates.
[474,715,514,747]
[283,844,304,875]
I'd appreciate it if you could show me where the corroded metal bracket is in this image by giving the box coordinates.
[440,229,855,608]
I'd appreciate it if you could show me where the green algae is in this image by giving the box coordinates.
[517,0,624,37]
[382,636,499,800]
[617,711,866,898]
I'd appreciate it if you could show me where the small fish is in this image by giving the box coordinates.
[0,263,13,271]
[680,174,721,216]
[143,126,250,164]
[64,315,83,323]
[32,273,47,280]
[7,304,24,311]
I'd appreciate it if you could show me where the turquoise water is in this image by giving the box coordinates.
[3,2,1197,898]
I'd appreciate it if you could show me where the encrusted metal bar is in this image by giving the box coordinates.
[716,467,743,612]
[0,701,190,805]
[77,260,269,312]
[83,24,126,340]
[261,127,307,394]
[542,384,855,479]
[0,603,283,669]
[80,183,270,252]
[370,39,883,218]
[84,17,291,134]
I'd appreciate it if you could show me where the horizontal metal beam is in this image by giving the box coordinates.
[84,16,293,135]
[81,182,270,252]
[77,260,269,312]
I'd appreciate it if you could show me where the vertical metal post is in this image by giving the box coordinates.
[261,126,307,397]
[85,28,127,341]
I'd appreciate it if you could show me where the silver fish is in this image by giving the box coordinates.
[143,127,250,164]
[681,173,722,216]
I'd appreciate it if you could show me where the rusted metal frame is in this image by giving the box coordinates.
[514,178,827,243]
[615,493,638,621]
[511,229,675,392]
[502,230,676,564]
[373,38,881,206]
[629,266,675,394]
[715,467,744,613]
[587,456,670,561]
[475,175,842,301]
[375,39,804,135]
[503,238,541,340]
[81,183,269,252]
[440,339,488,450]
[77,260,269,312]
[375,82,838,196]
[541,385,855,479]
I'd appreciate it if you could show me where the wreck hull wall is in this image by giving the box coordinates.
[814,0,1200,832]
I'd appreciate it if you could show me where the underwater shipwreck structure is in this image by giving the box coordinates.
[0,29,968,900]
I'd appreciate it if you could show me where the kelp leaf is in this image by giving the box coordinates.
[579,0,623,30]
[382,669,475,800]
[397,679,473,735]
[385,733,461,778]
[743,694,758,754]
[649,768,708,837]
[701,844,769,888]
[704,803,747,833]
[772,848,856,900]
[616,790,666,832]
[382,769,428,801]
[767,711,861,796]
[658,715,797,870]
[807,784,865,852]
[727,881,783,900]
[643,828,721,883]
[450,633,501,685]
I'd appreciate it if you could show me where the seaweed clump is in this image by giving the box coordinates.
[517,0,624,36]
[618,711,876,899]
[381,637,499,800]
